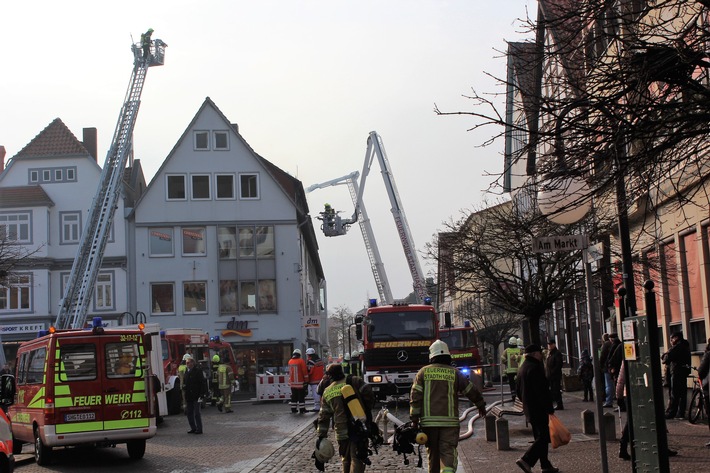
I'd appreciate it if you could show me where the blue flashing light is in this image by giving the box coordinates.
[369,299,378,307]
[92,317,103,328]
[423,297,432,305]
[37,330,50,338]
[464,320,471,327]
[160,330,166,337]
[210,336,220,343]
[460,367,470,375]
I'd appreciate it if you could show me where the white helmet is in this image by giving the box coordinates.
[508,336,518,346]
[306,348,316,355]
[293,349,302,356]
[351,350,360,358]
[314,437,335,463]
[343,353,351,361]
[517,337,524,347]
[429,340,450,360]
[182,353,193,362]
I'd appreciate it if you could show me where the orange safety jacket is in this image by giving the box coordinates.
[288,357,309,388]
[308,358,325,385]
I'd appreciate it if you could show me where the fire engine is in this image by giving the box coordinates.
[161,329,238,413]
[355,299,439,401]
[439,320,483,382]
[2,319,157,466]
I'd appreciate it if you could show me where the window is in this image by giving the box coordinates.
[106,342,143,378]
[25,347,47,384]
[58,344,97,381]
[29,170,38,183]
[258,279,277,311]
[216,174,235,199]
[0,212,31,243]
[183,281,207,313]
[690,320,707,352]
[151,283,175,314]
[240,281,256,311]
[194,131,209,150]
[166,175,186,200]
[149,228,174,256]
[239,173,259,199]
[55,169,63,180]
[66,168,76,181]
[191,174,211,200]
[218,226,237,259]
[95,272,114,310]
[182,227,206,255]
[0,274,31,311]
[220,280,238,314]
[214,131,229,150]
[238,225,274,258]
[42,170,50,181]
[60,212,81,244]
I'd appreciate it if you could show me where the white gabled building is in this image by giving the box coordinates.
[0,120,142,359]
[129,97,326,378]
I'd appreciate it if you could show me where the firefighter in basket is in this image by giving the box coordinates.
[410,340,486,473]
[315,363,376,473]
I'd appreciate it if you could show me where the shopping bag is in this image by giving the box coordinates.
[549,414,571,448]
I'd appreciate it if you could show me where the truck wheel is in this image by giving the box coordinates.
[0,454,10,473]
[126,439,146,459]
[11,434,22,455]
[34,428,52,466]
[167,382,182,415]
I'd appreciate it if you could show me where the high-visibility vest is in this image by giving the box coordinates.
[218,364,233,389]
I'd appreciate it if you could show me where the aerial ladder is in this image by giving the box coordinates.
[306,172,394,304]
[309,131,428,303]
[55,34,167,329]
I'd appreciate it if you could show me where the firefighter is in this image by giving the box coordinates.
[288,349,309,414]
[210,354,220,405]
[341,352,351,376]
[410,340,486,473]
[178,353,190,411]
[215,355,235,413]
[316,363,375,473]
[141,28,153,63]
[350,350,362,377]
[307,348,325,412]
[501,336,522,401]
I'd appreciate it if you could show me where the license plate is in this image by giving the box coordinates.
[65,412,96,422]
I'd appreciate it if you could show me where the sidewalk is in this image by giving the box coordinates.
[458,390,710,473]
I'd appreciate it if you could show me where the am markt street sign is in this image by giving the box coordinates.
[532,234,588,253]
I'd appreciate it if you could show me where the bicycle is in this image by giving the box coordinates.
[687,366,706,424]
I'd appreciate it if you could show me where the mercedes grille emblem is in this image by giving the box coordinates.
[397,350,409,362]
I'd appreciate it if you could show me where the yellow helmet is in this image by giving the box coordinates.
[212,354,220,363]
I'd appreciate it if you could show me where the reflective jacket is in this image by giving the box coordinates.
[410,362,485,428]
[316,375,373,441]
[501,347,522,374]
[218,363,234,389]
[288,356,309,388]
[307,356,325,385]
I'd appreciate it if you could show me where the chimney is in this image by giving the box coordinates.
[0,146,5,172]
[82,127,98,161]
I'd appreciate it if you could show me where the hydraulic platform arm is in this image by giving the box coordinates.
[306,173,394,304]
[55,37,167,329]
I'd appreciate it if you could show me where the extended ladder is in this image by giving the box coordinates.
[55,38,166,329]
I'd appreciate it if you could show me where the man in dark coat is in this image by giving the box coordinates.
[545,339,564,410]
[598,333,614,407]
[183,355,206,434]
[663,332,691,419]
[516,344,558,473]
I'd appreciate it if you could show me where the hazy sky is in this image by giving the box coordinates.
[2,0,535,313]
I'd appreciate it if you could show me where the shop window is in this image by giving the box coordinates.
[220,280,238,314]
[218,226,237,259]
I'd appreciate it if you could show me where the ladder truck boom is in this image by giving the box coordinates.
[306,172,393,304]
[55,36,167,330]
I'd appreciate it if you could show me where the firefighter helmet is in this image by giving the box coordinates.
[343,353,351,361]
[293,349,302,356]
[351,350,360,358]
[212,354,220,363]
[314,437,335,462]
[306,348,316,355]
[182,353,193,362]
[508,336,518,346]
[517,337,524,347]
[429,340,450,360]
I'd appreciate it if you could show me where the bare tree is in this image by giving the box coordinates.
[327,305,358,359]
[0,237,39,288]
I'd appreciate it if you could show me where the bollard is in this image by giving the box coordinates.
[485,414,497,442]
[603,412,616,440]
[581,409,596,434]
[495,417,510,450]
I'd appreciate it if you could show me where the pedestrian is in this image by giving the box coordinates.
[140,28,153,62]
[288,348,309,414]
[663,332,691,419]
[315,363,375,473]
[183,355,205,434]
[307,348,325,412]
[515,344,559,473]
[545,339,564,410]
[577,349,594,402]
[599,333,614,407]
[410,340,487,473]
[501,336,523,401]
[607,333,624,410]
[696,339,710,445]
[215,355,235,413]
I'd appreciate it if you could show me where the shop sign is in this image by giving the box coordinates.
[304,316,320,329]
[221,317,253,337]
[0,323,45,334]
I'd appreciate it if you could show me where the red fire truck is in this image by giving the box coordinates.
[439,320,483,381]
[355,298,439,401]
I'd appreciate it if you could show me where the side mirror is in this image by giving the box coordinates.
[0,374,16,406]
[355,324,363,341]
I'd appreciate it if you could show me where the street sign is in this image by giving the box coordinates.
[532,234,588,253]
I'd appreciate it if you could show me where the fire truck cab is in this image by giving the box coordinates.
[2,318,157,465]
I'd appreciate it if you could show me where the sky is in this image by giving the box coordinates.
[2,0,535,314]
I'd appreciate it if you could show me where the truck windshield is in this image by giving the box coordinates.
[368,311,436,341]
[440,328,477,350]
